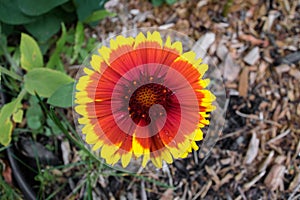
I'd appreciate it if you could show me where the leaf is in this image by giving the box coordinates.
[46,23,67,70]
[74,0,107,21]
[20,33,43,71]
[24,11,61,42]
[17,0,69,16]
[0,90,26,146]
[24,68,74,98]
[47,82,74,108]
[70,22,84,64]
[0,0,36,25]
[166,0,177,5]
[83,10,116,23]
[26,96,43,130]
[0,120,13,146]
[151,0,164,6]
[12,106,23,123]
[0,93,25,124]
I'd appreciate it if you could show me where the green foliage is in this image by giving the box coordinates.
[70,22,84,64]
[20,33,44,71]
[151,0,177,6]
[74,0,108,21]
[1,33,76,145]
[26,96,44,130]
[46,23,67,70]
[0,90,25,146]
[18,0,69,16]
[47,82,74,108]
[0,175,22,200]
[83,10,116,24]
[0,0,111,42]
[0,0,36,25]
[24,68,74,98]
[24,10,64,42]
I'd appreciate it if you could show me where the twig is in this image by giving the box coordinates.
[235,110,282,127]
[267,129,291,144]
[218,127,248,141]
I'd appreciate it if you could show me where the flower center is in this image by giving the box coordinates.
[129,83,172,126]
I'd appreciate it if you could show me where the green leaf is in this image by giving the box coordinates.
[74,0,108,21]
[83,10,116,23]
[47,82,74,108]
[0,0,36,25]
[20,33,43,71]
[166,0,177,5]
[0,23,14,37]
[24,68,74,98]
[26,97,43,130]
[151,0,164,6]
[46,23,67,70]
[17,0,69,16]
[0,90,26,146]
[0,91,25,124]
[70,22,84,64]
[24,11,61,42]
[0,120,13,146]
[12,109,23,123]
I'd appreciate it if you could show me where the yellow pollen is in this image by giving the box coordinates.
[135,87,157,107]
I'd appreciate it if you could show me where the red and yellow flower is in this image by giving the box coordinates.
[75,31,215,168]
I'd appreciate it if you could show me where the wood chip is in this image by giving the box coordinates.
[216,43,228,61]
[259,150,274,172]
[243,47,260,65]
[239,34,268,47]
[192,32,215,58]
[161,189,173,200]
[264,164,285,191]
[288,173,300,191]
[205,165,220,186]
[243,171,266,190]
[239,67,249,98]
[158,23,175,30]
[244,132,260,164]
[289,68,300,79]
[267,129,291,144]
[61,140,71,165]
[223,53,241,82]
[275,64,290,75]
[263,10,280,32]
[220,173,234,186]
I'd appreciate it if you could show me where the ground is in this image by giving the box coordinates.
[2,0,300,199]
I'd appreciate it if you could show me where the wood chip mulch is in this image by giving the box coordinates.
[77,0,300,199]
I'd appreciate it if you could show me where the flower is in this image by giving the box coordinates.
[74,31,216,168]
